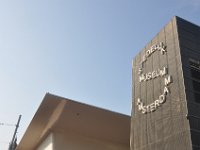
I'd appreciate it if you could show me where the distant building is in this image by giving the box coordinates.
[16,93,130,150]
[131,16,200,150]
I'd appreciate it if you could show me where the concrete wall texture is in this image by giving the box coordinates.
[131,16,200,150]
[177,17,200,150]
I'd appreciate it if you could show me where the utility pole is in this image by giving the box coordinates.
[8,115,22,150]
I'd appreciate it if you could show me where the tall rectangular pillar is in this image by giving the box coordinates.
[131,16,200,150]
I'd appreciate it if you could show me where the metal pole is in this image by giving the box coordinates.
[9,115,22,150]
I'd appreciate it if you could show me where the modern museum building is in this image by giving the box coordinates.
[131,16,200,150]
[17,16,200,150]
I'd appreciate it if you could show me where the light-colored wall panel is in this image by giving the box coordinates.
[54,131,129,150]
[37,133,53,150]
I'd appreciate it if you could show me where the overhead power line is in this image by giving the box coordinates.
[0,123,16,126]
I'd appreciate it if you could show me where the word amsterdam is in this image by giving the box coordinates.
[136,42,173,114]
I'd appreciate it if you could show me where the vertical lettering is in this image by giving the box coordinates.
[146,49,151,57]
[142,106,147,114]
[150,103,156,112]
[151,45,156,53]
[154,100,160,108]
[160,67,167,76]
[159,94,166,104]
[138,104,144,111]
[152,71,156,78]
[136,98,141,105]
[136,42,170,114]
[138,68,143,75]
[141,55,146,64]
[159,42,167,55]
[146,72,152,80]
[163,86,169,95]
[139,74,145,82]
[164,76,172,86]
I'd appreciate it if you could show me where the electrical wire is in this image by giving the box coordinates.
[0,122,16,126]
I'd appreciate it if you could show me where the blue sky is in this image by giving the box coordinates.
[0,0,200,149]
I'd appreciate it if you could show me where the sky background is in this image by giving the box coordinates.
[0,0,199,149]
